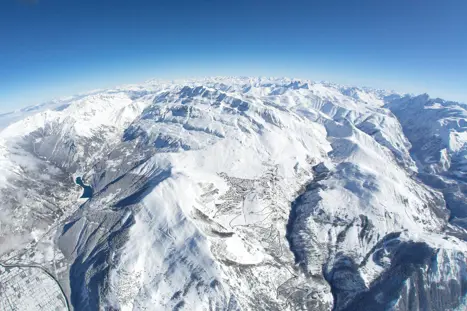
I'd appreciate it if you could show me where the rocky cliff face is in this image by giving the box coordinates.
[1,77,467,310]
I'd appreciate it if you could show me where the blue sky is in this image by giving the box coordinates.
[1,0,466,112]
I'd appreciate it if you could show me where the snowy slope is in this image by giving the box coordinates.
[388,95,467,232]
[1,77,467,311]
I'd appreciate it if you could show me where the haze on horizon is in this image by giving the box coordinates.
[1,0,466,112]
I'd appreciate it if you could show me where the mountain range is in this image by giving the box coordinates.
[0,77,466,311]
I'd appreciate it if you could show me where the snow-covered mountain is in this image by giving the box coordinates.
[1,77,467,311]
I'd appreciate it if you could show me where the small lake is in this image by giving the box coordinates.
[76,177,93,199]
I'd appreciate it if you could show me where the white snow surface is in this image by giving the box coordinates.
[1,77,467,311]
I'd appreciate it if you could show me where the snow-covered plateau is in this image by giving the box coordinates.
[0,77,467,311]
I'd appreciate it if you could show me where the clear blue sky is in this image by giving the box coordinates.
[1,0,466,112]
